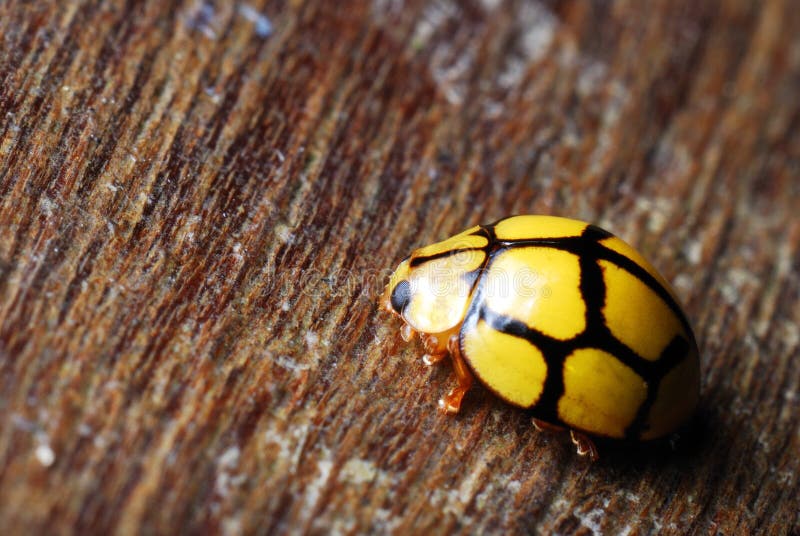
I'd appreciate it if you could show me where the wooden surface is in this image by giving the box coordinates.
[1,1,798,534]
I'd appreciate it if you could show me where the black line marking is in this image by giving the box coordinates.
[578,246,608,338]
[593,245,694,336]
[480,223,497,243]
[582,224,614,241]
[482,307,569,424]
[469,227,487,237]
[486,215,517,228]
[457,269,568,423]
[408,226,493,268]
[585,332,653,379]
[408,246,487,268]
[474,302,693,438]
[625,335,691,439]
[480,235,694,337]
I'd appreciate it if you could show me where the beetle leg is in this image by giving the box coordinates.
[417,332,446,366]
[570,430,599,462]
[420,333,447,354]
[531,418,565,433]
[419,330,456,366]
[438,335,473,414]
[422,353,446,366]
[400,323,416,342]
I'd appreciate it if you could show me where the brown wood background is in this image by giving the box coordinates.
[1,0,798,534]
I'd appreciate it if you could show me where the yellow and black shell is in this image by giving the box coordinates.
[383,215,700,441]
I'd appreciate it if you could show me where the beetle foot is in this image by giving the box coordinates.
[570,430,599,462]
[420,333,448,355]
[422,353,446,366]
[400,323,416,342]
[438,386,469,414]
[437,335,474,414]
[420,332,451,365]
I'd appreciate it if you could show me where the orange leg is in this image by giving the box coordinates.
[419,331,456,366]
[420,333,448,354]
[570,430,599,462]
[422,352,446,366]
[418,332,447,366]
[400,323,416,342]
[438,336,474,414]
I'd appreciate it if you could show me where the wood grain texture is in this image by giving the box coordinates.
[1,0,798,534]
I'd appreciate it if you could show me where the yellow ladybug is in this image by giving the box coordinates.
[381,215,700,460]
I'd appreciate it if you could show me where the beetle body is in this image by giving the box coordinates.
[382,215,700,459]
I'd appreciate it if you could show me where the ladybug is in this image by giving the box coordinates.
[381,215,700,460]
